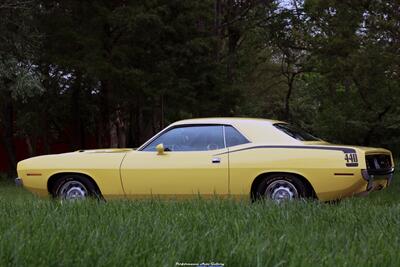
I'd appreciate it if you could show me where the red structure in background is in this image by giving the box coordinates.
[0,134,98,172]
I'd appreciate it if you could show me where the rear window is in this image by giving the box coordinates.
[274,123,320,141]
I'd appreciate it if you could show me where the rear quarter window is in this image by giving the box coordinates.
[225,126,250,147]
[274,123,320,141]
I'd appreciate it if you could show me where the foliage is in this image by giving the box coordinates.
[236,0,400,151]
[0,0,43,175]
[1,0,400,174]
[0,0,43,102]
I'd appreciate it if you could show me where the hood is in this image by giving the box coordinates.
[75,148,135,153]
[18,148,133,167]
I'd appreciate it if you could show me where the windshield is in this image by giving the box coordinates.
[274,123,320,141]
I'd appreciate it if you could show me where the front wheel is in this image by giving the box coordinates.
[255,174,307,202]
[53,174,99,201]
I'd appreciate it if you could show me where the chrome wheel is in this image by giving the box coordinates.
[265,179,299,201]
[59,180,88,200]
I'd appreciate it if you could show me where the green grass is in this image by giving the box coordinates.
[1,172,400,267]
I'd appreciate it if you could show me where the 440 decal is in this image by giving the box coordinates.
[345,153,358,167]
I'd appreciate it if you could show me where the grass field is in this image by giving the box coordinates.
[1,170,400,267]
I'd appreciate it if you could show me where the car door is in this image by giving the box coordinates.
[120,125,229,197]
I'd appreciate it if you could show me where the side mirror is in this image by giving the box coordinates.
[156,143,165,155]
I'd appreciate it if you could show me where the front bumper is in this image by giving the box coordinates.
[361,167,394,191]
[15,177,23,187]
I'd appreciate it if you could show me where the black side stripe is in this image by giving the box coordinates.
[214,145,358,167]
[346,163,358,167]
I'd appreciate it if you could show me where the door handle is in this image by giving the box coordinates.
[212,157,221,164]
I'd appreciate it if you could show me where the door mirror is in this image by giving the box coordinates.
[156,143,165,155]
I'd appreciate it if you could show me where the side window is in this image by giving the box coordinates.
[142,125,225,151]
[224,126,249,147]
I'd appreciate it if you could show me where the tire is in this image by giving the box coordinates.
[52,174,100,200]
[255,173,307,201]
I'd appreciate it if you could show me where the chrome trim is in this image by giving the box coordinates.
[15,177,23,187]
[139,123,251,151]
[265,179,299,201]
[59,180,88,200]
[222,126,227,148]
[354,183,385,197]
[361,168,394,191]
[212,157,221,164]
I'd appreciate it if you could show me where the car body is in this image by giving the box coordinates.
[17,118,395,201]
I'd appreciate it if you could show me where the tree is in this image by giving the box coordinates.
[292,0,400,149]
[0,0,42,176]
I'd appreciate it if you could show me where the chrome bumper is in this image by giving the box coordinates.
[361,168,394,191]
[15,177,23,187]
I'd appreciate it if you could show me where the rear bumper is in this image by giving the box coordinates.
[353,180,387,197]
[15,177,23,187]
[361,167,394,191]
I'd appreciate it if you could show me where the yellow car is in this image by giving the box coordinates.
[16,118,394,202]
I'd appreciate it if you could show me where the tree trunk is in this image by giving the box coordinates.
[126,108,134,148]
[284,75,295,121]
[71,72,83,150]
[226,0,241,81]
[115,106,127,148]
[117,124,127,148]
[110,121,118,148]
[363,106,391,145]
[1,91,17,177]
[214,0,222,61]
[25,134,36,157]
[40,64,51,154]
[134,97,143,146]
[160,94,165,130]
[100,79,111,148]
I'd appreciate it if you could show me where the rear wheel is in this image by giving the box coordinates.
[53,174,100,201]
[255,173,307,202]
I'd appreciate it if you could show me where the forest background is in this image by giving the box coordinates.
[1,0,399,176]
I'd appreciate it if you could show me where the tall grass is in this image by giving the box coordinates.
[0,173,399,267]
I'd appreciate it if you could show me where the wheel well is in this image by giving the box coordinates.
[250,172,317,201]
[47,172,102,197]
